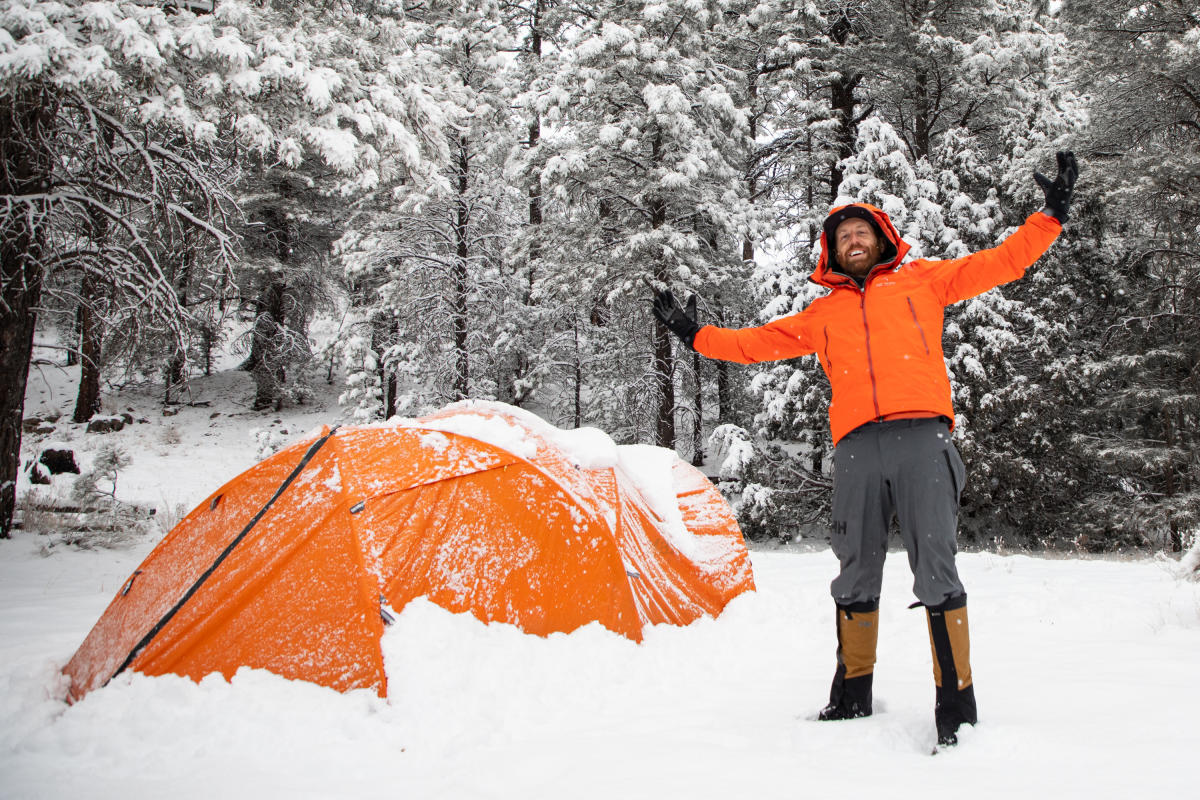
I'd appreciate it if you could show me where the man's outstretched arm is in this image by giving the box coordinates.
[926,151,1079,306]
[651,287,815,364]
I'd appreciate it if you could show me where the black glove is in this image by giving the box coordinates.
[1034,150,1079,223]
[651,288,701,350]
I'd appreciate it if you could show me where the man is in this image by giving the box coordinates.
[652,152,1078,746]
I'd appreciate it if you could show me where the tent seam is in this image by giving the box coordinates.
[105,425,340,686]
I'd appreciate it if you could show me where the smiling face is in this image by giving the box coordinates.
[834,217,884,279]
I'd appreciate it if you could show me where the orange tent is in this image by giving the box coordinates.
[64,401,755,702]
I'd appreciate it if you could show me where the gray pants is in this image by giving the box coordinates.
[829,417,966,607]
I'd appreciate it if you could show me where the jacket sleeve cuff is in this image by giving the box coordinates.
[1037,208,1065,228]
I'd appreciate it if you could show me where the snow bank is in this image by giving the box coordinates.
[4,533,1198,800]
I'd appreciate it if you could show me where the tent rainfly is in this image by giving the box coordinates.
[64,401,755,701]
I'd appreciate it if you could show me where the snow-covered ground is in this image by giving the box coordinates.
[3,365,1198,799]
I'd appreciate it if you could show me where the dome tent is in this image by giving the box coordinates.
[64,401,755,702]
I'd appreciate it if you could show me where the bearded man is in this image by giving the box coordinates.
[652,152,1078,746]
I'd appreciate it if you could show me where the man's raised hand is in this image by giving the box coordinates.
[650,287,701,350]
[1035,150,1079,223]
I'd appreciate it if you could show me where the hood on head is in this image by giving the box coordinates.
[814,203,910,287]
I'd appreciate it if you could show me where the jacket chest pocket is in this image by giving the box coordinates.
[819,325,833,374]
[820,321,863,376]
[906,296,931,355]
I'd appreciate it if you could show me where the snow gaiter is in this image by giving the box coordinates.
[818,600,878,720]
[926,594,977,745]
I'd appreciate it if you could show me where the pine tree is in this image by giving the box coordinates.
[1,1,238,538]
[538,0,756,447]
[336,0,519,417]
[1060,0,1200,551]
[0,0,449,537]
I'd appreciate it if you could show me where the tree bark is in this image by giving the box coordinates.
[73,121,117,422]
[912,67,931,160]
[1163,406,1181,552]
[451,136,471,401]
[691,349,704,466]
[246,203,292,412]
[716,362,731,425]
[72,270,103,423]
[513,102,542,407]
[573,318,583,429]
[652,313,675,448]
[65,308,80,366]
[828,15,862,201]
[527,3,544,240]
[374,314,397,420]
[250,274,287,411]
[164,247,193,404]
[649,129,676,448]
[0,87,55,537]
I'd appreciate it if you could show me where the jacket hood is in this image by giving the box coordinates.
[813,203,911,288]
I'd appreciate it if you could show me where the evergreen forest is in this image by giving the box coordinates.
[1,0,1197,550]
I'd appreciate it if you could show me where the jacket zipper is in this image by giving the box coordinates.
[822,325,832,371]
[906,296,931,355]
[859,290,882,420]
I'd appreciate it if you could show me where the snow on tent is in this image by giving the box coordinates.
[63,401,755,702]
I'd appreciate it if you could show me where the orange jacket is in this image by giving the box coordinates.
[694,204,1063,445]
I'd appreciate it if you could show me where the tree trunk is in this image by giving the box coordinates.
[652,315,676,448]
[383,368,398,419]
[573,318,583,429]
[828,16,862,201]
[164,247,193,404]
[72,271,103,423]
[250,274,287,411]
[73,122,116,422]
[512,114,541,408]
[527,4,544,244]
[649,250,675,447]
[1163,406,1181,552]
[452,137,471,401]
[65,307,80,366]
[717,360,731,425]
[912,67,931,160]
[506,0,545,410]
[201,323,215,377]
[649,129,675,448]
[691,349,704,467]
[0,87,55,537]
[247,203,293,412]
[374,315,398,420]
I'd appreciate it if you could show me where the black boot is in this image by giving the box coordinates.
[818,600,878,721]
[926,594,978,746]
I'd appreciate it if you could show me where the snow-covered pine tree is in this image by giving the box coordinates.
[499,0,579,415]
[707,0,816,394]
[537,0,756,449]
[0,0,450,537]
[837,116,1079,546]
[1,1,238,537]
[956,40,1093,545]
[725,0,1075,544]
[202,1,451,411]
[1059,0,1200,551]
[858,0,1061,162]
[336,0,520,417]
[703,1,889,539]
